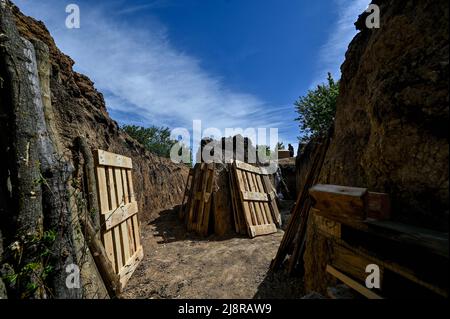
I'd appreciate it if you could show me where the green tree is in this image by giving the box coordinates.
[294,73,339,142]
[276,142,285,150]
[122,125,177,158]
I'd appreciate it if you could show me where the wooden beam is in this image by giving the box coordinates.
[248,224,277,238]
[332,244,384,284]
[103,201,139,231]
[326,265,383,299]
[242,191,269,202]
[310,184,368,227]
[235,161,266,175]
[95,150,133,169]
[337,239,448,298]
[364,219,449,258]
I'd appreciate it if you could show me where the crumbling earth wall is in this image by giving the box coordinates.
[0,1,188,299]
[11,4,189,220]
[303,0,449,293]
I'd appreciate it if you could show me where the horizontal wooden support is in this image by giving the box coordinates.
[118,246,144,290]
[310,184,368,227]
[332,244,384,284]
[242,191,269,202]
[235,161,268,175]
[336,239,448,298]
[248,224,277,238]
[326,265,383,299]
[104,201,138,230]
[364,219,449,258]
[95,150,133,169]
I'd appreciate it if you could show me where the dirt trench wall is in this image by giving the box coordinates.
[0,1,188,299]
[11,4,189,221]
[304,0,449,293]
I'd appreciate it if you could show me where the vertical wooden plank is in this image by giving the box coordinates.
[235,168,253,227]
[120,220,132,264]
[127,218,135,254]
[115,168,124,206]
[132,215,141,248]
[187,164,201,230]
[200,165,214,236]
[96,167,116,269]
[263,175,281,225]
[122,169,130,204]
[113,226,124,272]
[107,167,118,211]
[230,166,241,233]
[179,171,192,220]
[245,171,261,225]
[127,170,135,202]
[96,167,109,213]
[241,170,253,224]
[197,164,208,233]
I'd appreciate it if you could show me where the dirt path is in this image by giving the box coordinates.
[122,207,304,299]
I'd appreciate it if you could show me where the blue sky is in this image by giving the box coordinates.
[15,0,369,150]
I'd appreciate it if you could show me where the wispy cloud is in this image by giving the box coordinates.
[14,0,368,150]
[312,0,370,86]
[116,0,173,15]
[14,1,284,143]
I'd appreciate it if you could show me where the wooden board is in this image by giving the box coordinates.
[336,237,449,297]
[185,163,215,236]
[179,169,194,220]
[231,161,280,238]
[364,219,449,258]
[326,265,383,299]
[96,149,133,169]
[332,244,384,284]
[94,150,142,291]
[310,184,368,227]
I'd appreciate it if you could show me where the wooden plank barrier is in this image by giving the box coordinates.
[94,150,143,291]
[183,163,215,236]
[230,161,280,238]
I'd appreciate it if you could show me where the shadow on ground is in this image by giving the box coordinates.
[254,267,305,299]
[149,205,247,244]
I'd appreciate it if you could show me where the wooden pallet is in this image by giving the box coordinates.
[94,150,143,291]
[230,161,280,238]
[179,168,194,221]
[185,163,215,236]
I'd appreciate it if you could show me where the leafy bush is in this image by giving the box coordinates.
[294,73,339,142]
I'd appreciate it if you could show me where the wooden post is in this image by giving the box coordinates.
[76,136,101,233]
[78,212,121,298]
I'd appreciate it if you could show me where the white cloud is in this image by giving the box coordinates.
[312,0,370,86]
[14,0,368,151]
[14,0,282,142]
